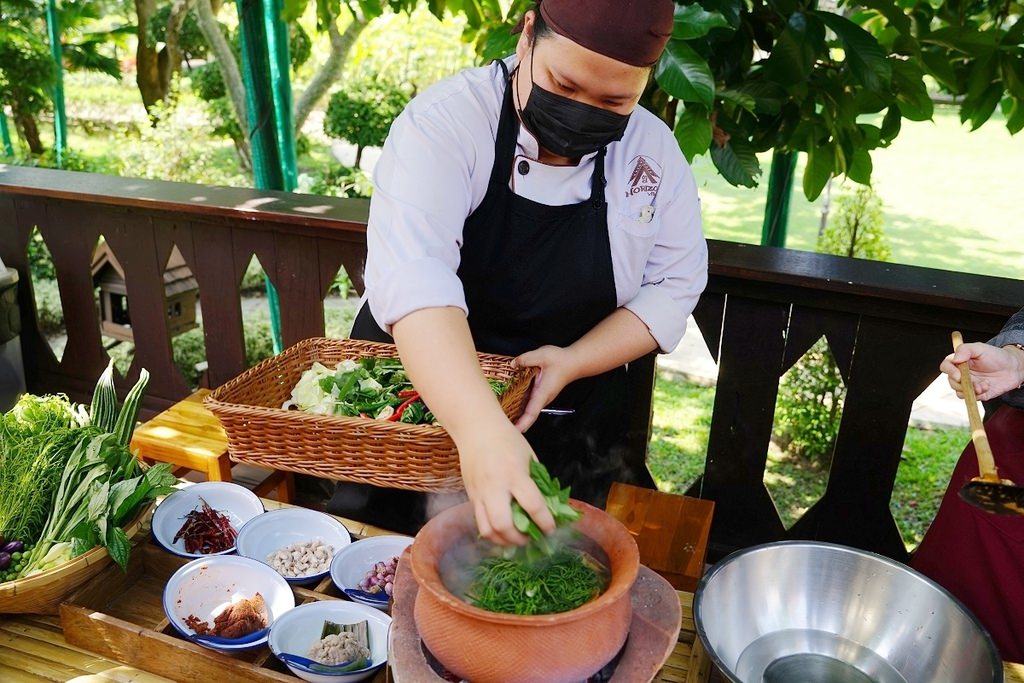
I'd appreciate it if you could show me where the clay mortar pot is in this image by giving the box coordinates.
[409,500,639,683]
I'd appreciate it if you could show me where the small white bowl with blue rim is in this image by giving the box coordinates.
[329,535,413,609]
[268,599,390,682]
[162,554,295,652]
[152,481,264,558]
[235,508,352,585]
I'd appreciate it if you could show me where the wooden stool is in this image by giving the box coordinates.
[131,389,295,502]
[605,482,714,592]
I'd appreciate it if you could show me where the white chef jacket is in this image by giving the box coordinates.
[362,56,708,352]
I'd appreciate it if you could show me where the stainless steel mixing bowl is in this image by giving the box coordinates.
[694,541,1002,683]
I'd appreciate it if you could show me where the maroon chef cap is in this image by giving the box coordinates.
[517,0,675,68]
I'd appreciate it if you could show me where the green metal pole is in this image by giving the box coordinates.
[45,0,67,168]
[760,150,798,247]
[0,110,14,157]
[263,0,297,192]
[236,0,297,353]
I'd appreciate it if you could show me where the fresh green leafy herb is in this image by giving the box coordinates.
[21,432,176,576]
[466,460,607,615]
[467,547,606,615]
[11,367,176,579]
[509,460,580,558]
[0,395,88,544]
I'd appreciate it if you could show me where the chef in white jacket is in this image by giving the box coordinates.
[330,0,708,544]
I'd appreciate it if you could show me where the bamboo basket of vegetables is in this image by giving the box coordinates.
[0,364,176,614]
[0,500,154,614]
[205,338,536,492]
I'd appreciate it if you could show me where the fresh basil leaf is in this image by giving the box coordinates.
[106,525,132,570]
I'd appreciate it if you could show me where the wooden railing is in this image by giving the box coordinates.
[2,165,1022,561]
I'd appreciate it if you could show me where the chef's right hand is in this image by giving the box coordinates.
[941,341,1024,402]
[457,419,556,546]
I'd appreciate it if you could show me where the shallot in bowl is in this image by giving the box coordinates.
[330,535,413,609]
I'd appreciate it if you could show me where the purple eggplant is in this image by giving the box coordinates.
[1,540,23,554]
[0,551,10,570]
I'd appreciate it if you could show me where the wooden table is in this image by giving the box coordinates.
[2,497,1021,682]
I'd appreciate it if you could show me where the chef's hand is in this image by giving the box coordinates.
[940,341,1024,402]
[513,345,580,432]
[458,419,556,545]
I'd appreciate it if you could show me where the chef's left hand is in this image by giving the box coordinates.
[513,345,580,432]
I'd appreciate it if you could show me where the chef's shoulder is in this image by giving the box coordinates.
[392,62,503,145]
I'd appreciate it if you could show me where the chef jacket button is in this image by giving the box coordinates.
[517,160,530,175]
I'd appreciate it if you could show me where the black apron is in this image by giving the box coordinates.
[328,61,651,533]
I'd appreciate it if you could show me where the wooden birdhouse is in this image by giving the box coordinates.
[91,243,199,343]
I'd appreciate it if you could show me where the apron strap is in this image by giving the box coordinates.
[487,61,520,192]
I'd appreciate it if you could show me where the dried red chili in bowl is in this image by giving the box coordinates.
[152,481,263,558]
[173,497,238,554]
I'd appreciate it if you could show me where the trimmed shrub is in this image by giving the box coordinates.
[324,81,409,169]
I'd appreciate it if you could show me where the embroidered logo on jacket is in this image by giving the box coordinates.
[626,155,662,200]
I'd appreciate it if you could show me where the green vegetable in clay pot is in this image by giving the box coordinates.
[466,460,609,616]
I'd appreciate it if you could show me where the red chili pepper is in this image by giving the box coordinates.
[398,390,418,397]
[174,498,237,554]
[388,392,421,421]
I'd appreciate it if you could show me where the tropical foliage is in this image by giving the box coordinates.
[430,0,1024,199]
[641,0,1024,198]
[6,0,1024,194]
[0,0,127,154]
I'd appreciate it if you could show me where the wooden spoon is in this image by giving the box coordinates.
[952,331,1024,516]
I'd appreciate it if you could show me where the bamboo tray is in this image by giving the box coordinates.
[57,533,711,683]
[0,501,155,616]
[58,538,387,683]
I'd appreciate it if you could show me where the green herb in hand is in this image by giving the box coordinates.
[466,461,607,615]
[509,460,579,558]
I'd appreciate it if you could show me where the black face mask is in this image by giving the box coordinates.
[515,50,631,159]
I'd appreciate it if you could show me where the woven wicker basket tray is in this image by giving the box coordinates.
[0,500,154,615]
[205,338,536,492]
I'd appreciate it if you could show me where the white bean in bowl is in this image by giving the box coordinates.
[267,540,334,578]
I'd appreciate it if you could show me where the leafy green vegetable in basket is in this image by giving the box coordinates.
[21,432,177,576]
[0,395,90,545]
[285,357,508,426]
[11,363,177,579]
